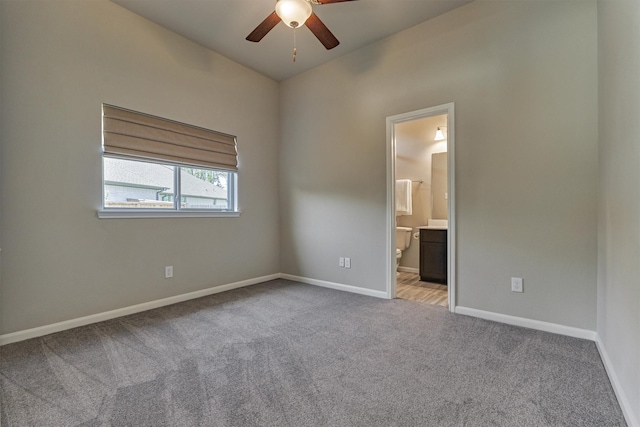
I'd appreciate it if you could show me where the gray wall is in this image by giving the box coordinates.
[1,1,637,417]
[597,0,640,423]
[0,1,281,334]
[0,0,3,337]
[280,1,599,329]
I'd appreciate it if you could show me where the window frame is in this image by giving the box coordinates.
[98,156,240,219]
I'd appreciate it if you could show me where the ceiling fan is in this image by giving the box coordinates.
[246,0,357,57]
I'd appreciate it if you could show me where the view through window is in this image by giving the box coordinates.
[103,157,236,211]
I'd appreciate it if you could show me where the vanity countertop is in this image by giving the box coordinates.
[419,219,448,230]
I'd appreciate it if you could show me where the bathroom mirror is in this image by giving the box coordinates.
[431,152,448,219]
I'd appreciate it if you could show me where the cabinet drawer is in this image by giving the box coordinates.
[420,229,447,243]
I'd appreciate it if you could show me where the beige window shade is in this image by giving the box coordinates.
[103,104,238,171]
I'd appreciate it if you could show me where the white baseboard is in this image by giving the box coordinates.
[0,273,387,346]
[279,273,388,299]
[0,273,280,346]
[1,275,634,426]
[454,306,597,341]
[397,266,419,274]
[595,336,639,427]
[452,306,635,425]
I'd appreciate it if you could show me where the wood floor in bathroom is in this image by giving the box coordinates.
[396,271,448,307]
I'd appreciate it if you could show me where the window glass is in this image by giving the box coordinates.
[103,157,237,212]
[179,168,232,210]
[103,157,174,209]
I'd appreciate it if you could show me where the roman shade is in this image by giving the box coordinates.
[102,104,238,171]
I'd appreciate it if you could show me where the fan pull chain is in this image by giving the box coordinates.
[293,27,297,62]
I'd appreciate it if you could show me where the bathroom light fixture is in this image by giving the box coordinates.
[434,126,447,141]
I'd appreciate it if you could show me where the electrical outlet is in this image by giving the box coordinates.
[339,257,345,267]
[345,258,351,269]
[511,277,523,292]
[165,266,173,278]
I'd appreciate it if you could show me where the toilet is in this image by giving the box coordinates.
[396,227,413,271]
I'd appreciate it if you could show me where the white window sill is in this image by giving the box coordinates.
[97,209,241,219]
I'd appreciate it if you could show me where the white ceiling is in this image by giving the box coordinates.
[112,0,472,81]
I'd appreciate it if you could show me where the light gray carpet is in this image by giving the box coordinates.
[0,279,626,426]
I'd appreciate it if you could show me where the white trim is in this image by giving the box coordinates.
[454,306,636,423]
[0,274,279,346]
[446,106,456,311]
[385,116,397,300]
[454,306,597,341]
[397,266,419,274]
[2,273,632,425]
[0,273,388,346]
[97,209,241,219]
[280,274,388,299]
[595,336,639,427]
[386,102,456,311]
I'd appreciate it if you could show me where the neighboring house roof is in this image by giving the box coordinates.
[104,157,173,190]
[180,170,227,199]
[104,157,227,199]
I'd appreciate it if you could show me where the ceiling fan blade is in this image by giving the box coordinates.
[246,12,282,42]
[314,0,358,4]
[306,12,340,50]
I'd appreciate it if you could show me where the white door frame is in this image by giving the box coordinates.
[385,103,456,312]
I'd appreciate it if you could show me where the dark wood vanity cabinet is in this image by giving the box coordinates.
[420,229,447,284]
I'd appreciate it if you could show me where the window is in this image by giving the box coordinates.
[99,105,239,218]
[103,157,236,211]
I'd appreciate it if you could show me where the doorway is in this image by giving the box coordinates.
[385,103,456,311]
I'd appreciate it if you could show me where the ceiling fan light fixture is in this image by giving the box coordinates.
[434,127,446,141]
[276,0,313,28]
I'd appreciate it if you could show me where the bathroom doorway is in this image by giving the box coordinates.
[385,103,455,311]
